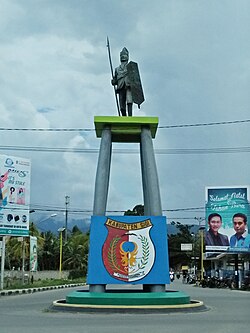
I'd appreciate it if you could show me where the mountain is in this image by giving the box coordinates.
[32,216,201,235]
[33,217,90,234]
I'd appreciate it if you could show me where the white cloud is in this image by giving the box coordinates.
[0,0,250,225]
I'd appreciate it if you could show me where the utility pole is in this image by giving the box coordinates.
[65,195,70,241]
[0,236,6,290]
[195,217,206,280]
[22,237,25,285]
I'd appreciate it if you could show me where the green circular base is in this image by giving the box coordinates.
[66,290,190,306]
[51,289,206,313]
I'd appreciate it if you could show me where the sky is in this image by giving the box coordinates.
[1,0,250,229]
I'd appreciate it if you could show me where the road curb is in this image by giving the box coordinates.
[0,283,85,297]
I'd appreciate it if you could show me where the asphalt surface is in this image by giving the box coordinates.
[0,279,249,333]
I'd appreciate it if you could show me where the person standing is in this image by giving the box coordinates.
[230,213,250,248]
[205,213,229,246]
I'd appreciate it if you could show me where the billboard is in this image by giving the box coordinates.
[181,243,193,251]
[30,236,38,272]
[0,155,31,236]
[205,186,250,253]
[87,216,170,285]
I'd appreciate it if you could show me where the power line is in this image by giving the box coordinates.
[8,203,244,214]
[1,145,250,154]
[0,118,249,132]
[29,201,250,212]
[0,127,94,132]
[5,200,249,216]
[159,119,250,129]
[1,205,206,214]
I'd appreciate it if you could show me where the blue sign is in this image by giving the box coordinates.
[87,216,170,285]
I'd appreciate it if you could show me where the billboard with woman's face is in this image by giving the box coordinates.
[0,155,31,236]
[205,186,250,253]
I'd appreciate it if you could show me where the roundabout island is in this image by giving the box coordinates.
[51,286,206,313]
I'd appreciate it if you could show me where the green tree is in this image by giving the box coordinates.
[71,225,81,234]
[39,231,59,270]
[168,222,195,270]
[5,236,31,270]
[63,231,89,273]
[124,204,144,216]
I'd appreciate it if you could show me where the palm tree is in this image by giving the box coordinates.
[63,231,89,273]
[6,236,32,269]
[39,231,59,270]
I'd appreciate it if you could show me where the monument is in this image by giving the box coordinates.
[53,42,204,312]
[88,116,169,293]
[108,38,144,116]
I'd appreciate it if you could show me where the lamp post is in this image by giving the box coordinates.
[65,195,70,241]
[0,237,6,290]
[58,227,65,279]
[195,217,206,280]
[191,232,196,275]
[200,228,204,280]
[35,213,57,231]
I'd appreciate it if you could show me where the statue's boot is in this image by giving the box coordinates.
[121,108,126,116]
[127,103,133,116]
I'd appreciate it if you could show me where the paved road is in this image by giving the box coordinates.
[0,279,249,333]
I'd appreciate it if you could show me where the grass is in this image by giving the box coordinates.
[4,277,86,290]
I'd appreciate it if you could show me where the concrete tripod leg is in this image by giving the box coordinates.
[90,126,112,293]
[93,126,112,215]
[140,142,150,215]
[140,126,165,292]
[140,126,162,215]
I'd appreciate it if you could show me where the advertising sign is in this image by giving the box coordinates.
[0,155,31,236]
[205,186,250,253]
[87,216,170,285]
[181,243,193,251]
[30,236,38,272]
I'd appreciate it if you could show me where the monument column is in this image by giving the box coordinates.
[141,126,165,293]
[91,126,112,292]
[93,126,112,216]
[140,126,162,216]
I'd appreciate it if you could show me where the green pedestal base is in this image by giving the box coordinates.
[51,289,206,313]
[66,290,189,306]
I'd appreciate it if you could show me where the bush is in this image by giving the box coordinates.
[68,270,86,280]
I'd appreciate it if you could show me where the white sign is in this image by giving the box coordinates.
[181,243,193,251]
[0,155,31,236]
[30,236,38,272]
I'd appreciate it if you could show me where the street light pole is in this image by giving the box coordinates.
[65,195,70,241]
[195,217,206,280]
[0,237,6,290]
[22,237,26,285]
[191,232,196,275]
[58,227,65,279]
[35,213,58,232]
[200,228,204,280]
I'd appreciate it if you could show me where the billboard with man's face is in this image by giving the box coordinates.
[205,186,250,253]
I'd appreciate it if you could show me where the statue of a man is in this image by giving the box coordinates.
[111,47,133,116]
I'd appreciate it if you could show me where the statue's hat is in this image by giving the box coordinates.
[120,47,129,57]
